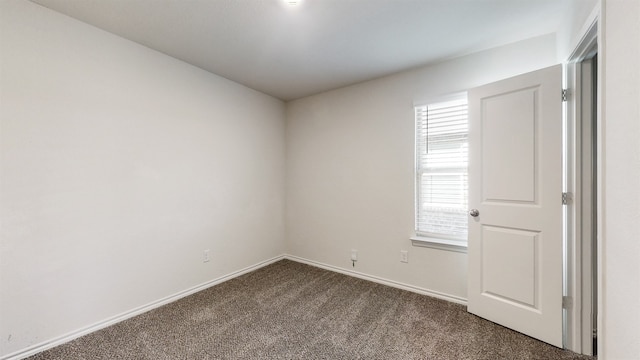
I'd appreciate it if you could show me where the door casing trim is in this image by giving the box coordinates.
[563,17,599,356]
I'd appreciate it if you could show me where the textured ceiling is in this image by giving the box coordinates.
[30,0,570,101]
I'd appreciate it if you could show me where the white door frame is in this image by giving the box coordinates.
[564,18,599,356]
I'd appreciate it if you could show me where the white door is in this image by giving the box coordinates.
[467,65,563,347]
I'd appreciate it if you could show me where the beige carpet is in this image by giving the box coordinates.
[29,259,593,359]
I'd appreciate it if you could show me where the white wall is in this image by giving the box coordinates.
[285,34,559,301]
[0,0,285,357]
[557,0,599,61]
[5,0,638,358]
[601,0,640,358]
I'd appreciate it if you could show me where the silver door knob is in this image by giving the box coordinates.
[469,209,479,217]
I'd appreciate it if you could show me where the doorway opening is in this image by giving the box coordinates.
[564,20,598,357]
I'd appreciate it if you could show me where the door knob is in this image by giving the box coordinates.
[469,209,479,217]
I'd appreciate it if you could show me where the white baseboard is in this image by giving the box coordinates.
[1,255,285,360]
[284,254,468,306]
[4,253,466,360]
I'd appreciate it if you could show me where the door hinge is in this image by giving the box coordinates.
[562,192,570,205]
[562,296,573,309]
[562,89,568,102]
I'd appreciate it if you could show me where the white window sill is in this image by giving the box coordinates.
[410,236,467,253]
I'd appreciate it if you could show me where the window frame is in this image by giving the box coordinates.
[412,93,469,253]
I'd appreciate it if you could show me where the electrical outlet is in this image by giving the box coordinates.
[351,249,358,261]
[400,250,408,263]
[203,249,210,263]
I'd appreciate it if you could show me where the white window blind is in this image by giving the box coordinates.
[415,97,468,241]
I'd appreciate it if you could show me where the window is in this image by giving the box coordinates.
[413,96,468,250]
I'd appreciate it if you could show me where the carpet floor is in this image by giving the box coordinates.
[28,259,594,359]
